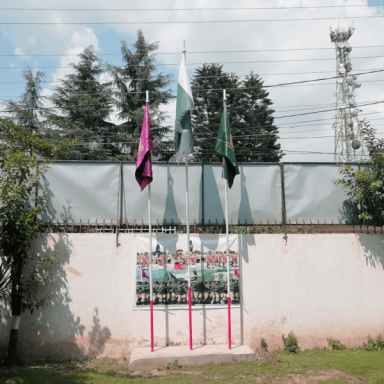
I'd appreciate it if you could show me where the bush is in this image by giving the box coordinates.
[363,335,384,351]
[282,332,300,354]
[261,338,268,350]
[327,338,346,350]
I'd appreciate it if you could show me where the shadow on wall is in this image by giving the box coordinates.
[359,234,384,270]
[239,171,252,225]
[163,167,178,224]
[40,174,74,224]
[1,233,111,361]
[0,256,11,357]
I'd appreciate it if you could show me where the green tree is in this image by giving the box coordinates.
[191,64,241,162]
[2,68,48,134]
[335,120,384,225]
[236,72,282,162]
[49,45,116,160]
[191,64,282,162]
[0,119,73,365]
[108,30,173,161]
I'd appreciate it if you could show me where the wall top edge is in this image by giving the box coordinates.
[42,161,365,166]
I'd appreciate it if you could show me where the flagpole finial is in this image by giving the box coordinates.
[183,40,186,53]
[146,90,149,104]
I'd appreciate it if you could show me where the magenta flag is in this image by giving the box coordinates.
[135,104,154,191]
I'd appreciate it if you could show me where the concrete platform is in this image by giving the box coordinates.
[129,344,255,370]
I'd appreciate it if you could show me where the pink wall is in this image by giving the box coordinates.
[1,233,383,360]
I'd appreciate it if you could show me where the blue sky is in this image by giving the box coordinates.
[1,0,384,162]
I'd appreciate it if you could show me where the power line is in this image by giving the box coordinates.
[1,69,383,100]
[4,45,384,57]
[4,15,384,25]
[1,5,384,11]
[3,56,384,70]
[3,108,384,133]
[2,99,384,125]
[2,68,384,84]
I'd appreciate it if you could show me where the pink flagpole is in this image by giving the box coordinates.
[188,286,192,349]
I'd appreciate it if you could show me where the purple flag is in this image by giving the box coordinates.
[135,104,154,191]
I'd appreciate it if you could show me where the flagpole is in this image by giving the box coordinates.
[183,41,193,352]
[146,90,154,353]
[223,89,231,350]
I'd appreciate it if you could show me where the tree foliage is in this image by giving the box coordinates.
[0,119,73,365]
[2,69,48,133]
[191,63,282,162]
[49,45,116,160]
[335,120,384,225]
[108,30,174,160]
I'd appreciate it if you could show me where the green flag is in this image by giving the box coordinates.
[214,108,240,189]
[174,52,194,162]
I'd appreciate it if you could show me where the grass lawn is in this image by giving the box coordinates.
[1,349,384,383]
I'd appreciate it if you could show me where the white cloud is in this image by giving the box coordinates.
[14,46,31,61]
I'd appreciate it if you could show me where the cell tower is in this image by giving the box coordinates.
[330,25,365,162]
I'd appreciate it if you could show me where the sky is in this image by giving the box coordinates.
[1,0,384,162]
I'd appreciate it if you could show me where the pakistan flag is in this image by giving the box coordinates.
[174,52,194,162]
[214,109,240,189]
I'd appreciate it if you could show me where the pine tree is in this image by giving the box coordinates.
[108,30,173,161]
[191,64,240,162]
[2,69,48,133]
[236,72,282,162]
[49,45,116,160]
[191,64,282,162]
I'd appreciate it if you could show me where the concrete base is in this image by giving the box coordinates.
[129,344,255,370]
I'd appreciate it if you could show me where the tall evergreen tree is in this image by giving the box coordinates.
[49,45,116,160]
[191,64,282,162]
[191,64,240,162]
[2,69,48,134]
[108,30,173,161]
[236,72,282,162]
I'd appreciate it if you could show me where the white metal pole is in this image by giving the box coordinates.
[223,89,231,349]
[184,40,193,350]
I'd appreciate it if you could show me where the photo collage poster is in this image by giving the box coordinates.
[135,234,240,307]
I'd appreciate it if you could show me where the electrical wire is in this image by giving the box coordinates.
[1,69,383,101]
[3,15,384,25]
[2,5,384,11]
[2,100,384,128]
[4,45,384,57]
[1,69,384,83]
[4,56,384,69]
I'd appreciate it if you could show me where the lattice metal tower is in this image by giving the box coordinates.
[330,25,365,162]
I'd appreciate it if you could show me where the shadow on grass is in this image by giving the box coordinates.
[2,370,166,384]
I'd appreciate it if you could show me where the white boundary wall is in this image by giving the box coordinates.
[1,233,384,360]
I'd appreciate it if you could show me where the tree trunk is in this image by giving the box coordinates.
[5,294,21,365]
[6,259,22,366]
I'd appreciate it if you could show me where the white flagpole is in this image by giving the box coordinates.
[147,90,154,353]
[183,40,193,351]
[223,89,231,350]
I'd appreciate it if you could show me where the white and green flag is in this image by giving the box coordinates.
[174,52,194,162]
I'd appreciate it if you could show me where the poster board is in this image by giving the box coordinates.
[134,234,240,308]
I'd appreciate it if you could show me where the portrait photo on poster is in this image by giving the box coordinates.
[135,234,240,308]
